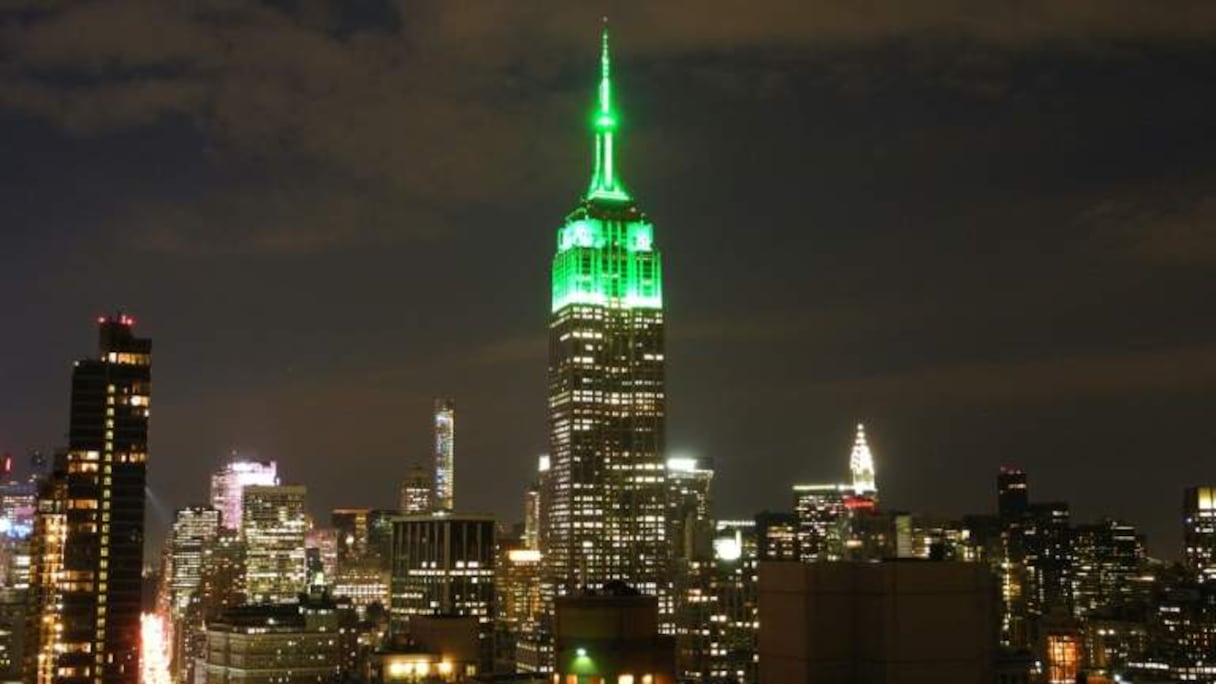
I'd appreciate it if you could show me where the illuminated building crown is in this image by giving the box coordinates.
[850,423,877,494]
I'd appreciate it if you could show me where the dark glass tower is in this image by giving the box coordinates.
[33,315,151,684]
[545,27,668,599]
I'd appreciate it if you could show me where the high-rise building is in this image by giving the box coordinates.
[755,512,800,562]
[545,26,669,603]
[497,548,546,673]
[389,514,496,670]
[849,423,877,497]
[1072,517,1146,619]
[1023,501,1074,621]
[522,485,541,551]
[167,507,221,618]
[241,485,307,603]
[210,458,278,532]
[998,468,1029,523]
[399,463,432,514]
[666,457,714,562]
[27,314,151,684]
[1184,486,1216,583]
[792,484,849,562]
[676,521,759,683]
[433,399,456,512]
[304,527,338,585]
[388,514,496,627]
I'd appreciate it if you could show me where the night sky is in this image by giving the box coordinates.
[2,2,1215,557]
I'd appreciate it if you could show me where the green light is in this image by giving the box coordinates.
[576,648,587,658]
[552,24,662,314]
[587,24,630,202]
[551,214,662,312]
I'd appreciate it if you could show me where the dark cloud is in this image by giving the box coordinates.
[1086,189,1216,266]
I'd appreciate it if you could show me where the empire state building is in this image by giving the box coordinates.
[544,26,669,599]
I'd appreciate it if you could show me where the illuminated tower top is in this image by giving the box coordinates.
[550,25,662,313]
[587,22,629,202]
[850,423,877,495]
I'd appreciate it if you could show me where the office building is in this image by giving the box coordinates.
[523,485,541,551]
[997,468,1029,523]
[675,521,759,683]
[203,596,352,683]
[793,484,850,562]
[399,463,432,515]
[305,526,338,585]
[433,399,456,512]
[28,314,151,684]
[1184,486,1216,583]
[242,485,308,603]
[388,514,496,669]
[553,582,677,684]
[167,507,221,618]
[496,547,547,673]
[544,27,670,602]
[210,459,278,532]
[1023,501,1074,620]
[1071,518,1146,619]
[757,561,998,683]
[756,512,800,562]
[666,457,713,562]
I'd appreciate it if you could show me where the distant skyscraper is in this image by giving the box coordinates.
[523,485,541,551]
[241,485,307,603]
[210,458,278,532]
[849,423,877,496]
[332,508,372,567]
[399,463,432,514]
[1023,501,1074,619]
[998,468,1029,522]
[755,512,800,562]
[29,314,151,684]
[433,399,456,512]
[667,457,714,562]
[792,484,850,562]
[167,507,221,618]
[1184,486,1216,583]
[545,26,669,601]
[1072,517,1145,619]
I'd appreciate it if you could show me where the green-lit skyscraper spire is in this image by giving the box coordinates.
[588,24,628,201]
[541,25,671,646]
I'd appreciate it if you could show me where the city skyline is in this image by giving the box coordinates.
[2,4,1215,562]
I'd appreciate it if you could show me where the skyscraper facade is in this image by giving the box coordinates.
[210,459,278,532]
[168,507,221,618]
[667,458,714,563]
[399,463,433,514]
[29,315,151,684]
[1184,486,1216,582]
[241,485,307,604]
[433,399,455,512]
[545,27,669,600]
